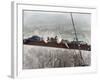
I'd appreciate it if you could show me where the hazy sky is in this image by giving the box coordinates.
[23,11,91,44]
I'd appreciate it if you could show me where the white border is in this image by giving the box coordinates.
[11,2,97,79]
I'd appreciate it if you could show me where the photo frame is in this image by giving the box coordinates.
[11,1,97,78]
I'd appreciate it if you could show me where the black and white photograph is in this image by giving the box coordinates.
[23,10,91,69]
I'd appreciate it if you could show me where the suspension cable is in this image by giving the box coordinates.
[70,13,85,66]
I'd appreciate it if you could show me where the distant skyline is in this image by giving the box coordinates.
[23,11,91,44]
